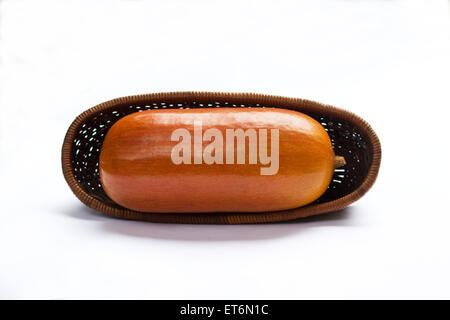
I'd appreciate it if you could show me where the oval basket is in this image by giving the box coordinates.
[62,92,381,224]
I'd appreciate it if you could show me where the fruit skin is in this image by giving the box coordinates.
[99,108,335,213]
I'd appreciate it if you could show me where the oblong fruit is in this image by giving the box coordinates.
[99,108,335,213]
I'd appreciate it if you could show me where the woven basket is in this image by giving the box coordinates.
[62,92,381,224]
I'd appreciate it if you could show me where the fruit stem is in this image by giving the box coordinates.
[334,156,346,168]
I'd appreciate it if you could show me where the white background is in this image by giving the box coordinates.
[1,0,449,299]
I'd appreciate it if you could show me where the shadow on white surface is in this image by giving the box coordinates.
[64,204,358,241]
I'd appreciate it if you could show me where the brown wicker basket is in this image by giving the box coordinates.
[62,92,381,224]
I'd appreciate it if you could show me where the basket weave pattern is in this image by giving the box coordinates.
[62,92,381,224]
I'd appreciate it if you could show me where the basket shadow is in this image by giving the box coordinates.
[64,204,358,241]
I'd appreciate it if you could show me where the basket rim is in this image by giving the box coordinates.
[61,91,381,224]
